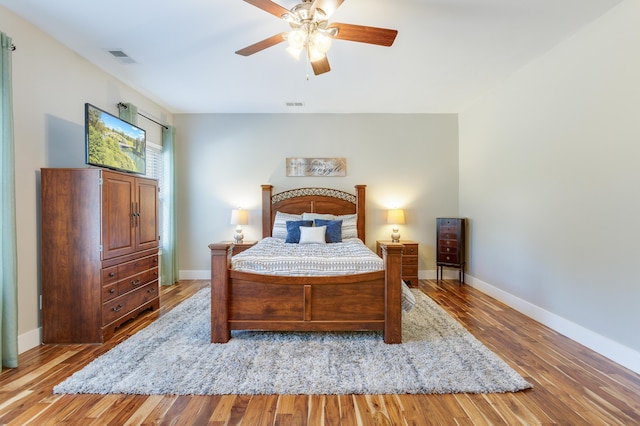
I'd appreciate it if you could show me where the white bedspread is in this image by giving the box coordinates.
[231,237,416,312]
[232,237,383,276]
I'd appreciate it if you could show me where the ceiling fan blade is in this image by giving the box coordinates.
[310,0,344,19]
[242,0,289,19]
[329,23,398,47]
[311,56,331,75]
[235,33,287,56]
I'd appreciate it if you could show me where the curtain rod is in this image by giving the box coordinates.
[117,102,168,130]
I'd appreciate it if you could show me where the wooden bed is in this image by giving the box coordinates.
[208,184,404,344]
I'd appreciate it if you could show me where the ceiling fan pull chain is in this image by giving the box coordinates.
[306,51,310,80]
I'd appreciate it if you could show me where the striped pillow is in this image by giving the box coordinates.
[335,213,358,239]
[272,211,303,240]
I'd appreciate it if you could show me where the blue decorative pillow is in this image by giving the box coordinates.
[285,220,313,243]
[314,219,343,243]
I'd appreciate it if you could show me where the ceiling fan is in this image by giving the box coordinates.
[235,0,398,76]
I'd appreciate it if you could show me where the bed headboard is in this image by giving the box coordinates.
[261,184,367,243]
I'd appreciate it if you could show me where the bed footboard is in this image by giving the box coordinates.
[209,242,404,344]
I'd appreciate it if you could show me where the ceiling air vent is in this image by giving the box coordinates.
[285,102,305,108]
[104,49,136,64]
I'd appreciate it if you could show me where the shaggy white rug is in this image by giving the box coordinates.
[54,288,532,395]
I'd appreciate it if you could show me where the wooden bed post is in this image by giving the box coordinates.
[261,185,273,239]
[381,243,404,344]
[209,243,233,343]
[355,185,366,244]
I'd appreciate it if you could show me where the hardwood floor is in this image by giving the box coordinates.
[1,279,639,425]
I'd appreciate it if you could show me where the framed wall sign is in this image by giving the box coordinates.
[286,157,347,177]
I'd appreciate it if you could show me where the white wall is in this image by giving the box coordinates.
[173,113,460,277]
[459,0,640,372]
[0,7,173,352]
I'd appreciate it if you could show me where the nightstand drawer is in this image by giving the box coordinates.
[402,265,418,276]
[403,243,418,255]
[402,256,418,266]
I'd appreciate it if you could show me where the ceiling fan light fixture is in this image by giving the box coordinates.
[311,31,332,54]
[281,13,299,24]
[287,28,306,50]
[313,8,327,20]
[308,46,326,62]
[286,45,303,60]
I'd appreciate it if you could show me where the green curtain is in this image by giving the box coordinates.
[0,31,19,368]
[161,125,178,285]
[118,102,138,125]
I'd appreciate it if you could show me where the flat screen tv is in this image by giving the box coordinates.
[85,103,146,174]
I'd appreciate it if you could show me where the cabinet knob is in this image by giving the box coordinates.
[109,288,115,294]
[109,272,115,277]
[112,304,123,312]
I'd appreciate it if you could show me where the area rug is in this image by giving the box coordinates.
[53,287,532,395]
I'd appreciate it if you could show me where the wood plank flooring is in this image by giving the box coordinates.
[1,279,639,425]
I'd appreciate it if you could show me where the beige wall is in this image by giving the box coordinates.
[173,113,460,276]
[459,0,640,371]
[0,7,173,352]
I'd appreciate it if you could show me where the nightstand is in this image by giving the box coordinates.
[222,241,257,256]
[376,240,419,287]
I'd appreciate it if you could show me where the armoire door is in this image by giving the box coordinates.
[101,171,137,260]
[136,177,159,251]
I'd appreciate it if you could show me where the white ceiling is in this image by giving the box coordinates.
[1,0,622,114]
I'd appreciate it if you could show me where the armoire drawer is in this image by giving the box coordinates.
[102,283,119,302]
[118,254,159,280]
[117,268,159,295]
[102,282,158,325]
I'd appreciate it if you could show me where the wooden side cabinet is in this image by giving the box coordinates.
[436,218,466,283]
[376,240,419,287]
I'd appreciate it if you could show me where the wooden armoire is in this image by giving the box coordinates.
[41,168,160,343]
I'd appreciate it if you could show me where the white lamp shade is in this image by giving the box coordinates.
[230,209,249,225]
[387,209,405,225]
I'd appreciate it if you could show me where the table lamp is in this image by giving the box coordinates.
[387,208,405,243]
[230,209,249,243]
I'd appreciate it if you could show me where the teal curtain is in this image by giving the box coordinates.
[118,102,138,125]
[0,31,18,368]
[161,125,178,285]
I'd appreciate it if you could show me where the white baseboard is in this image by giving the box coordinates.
[465,274,640,375]
[18,327,41,354]
[179,270,210,280]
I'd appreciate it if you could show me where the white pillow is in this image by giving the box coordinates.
[335,213,358,239]
[272,211,302,240]
[299,225,327,244]
[302,212,336,221]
